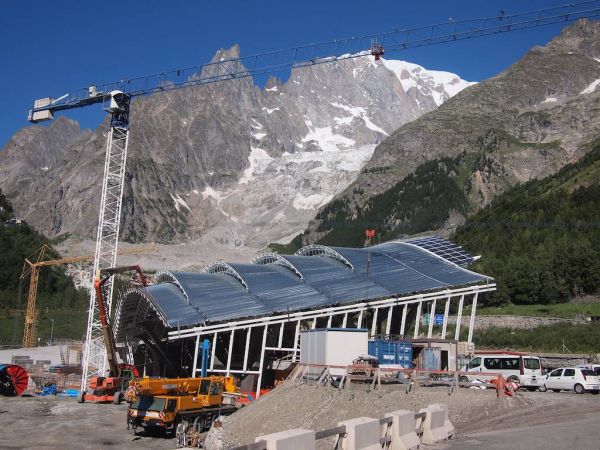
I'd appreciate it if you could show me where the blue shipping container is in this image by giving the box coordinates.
[368,340,413,368]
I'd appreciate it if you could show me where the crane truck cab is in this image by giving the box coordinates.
[127,375,240,436]
[78,363,139,404]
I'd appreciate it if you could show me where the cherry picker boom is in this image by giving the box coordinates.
[26,1,600,389]
[78,265,147,404]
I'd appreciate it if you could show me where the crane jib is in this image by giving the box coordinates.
[27,0,600,121]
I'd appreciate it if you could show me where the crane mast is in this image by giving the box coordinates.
[81,92,131,383]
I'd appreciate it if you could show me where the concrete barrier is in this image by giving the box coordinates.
[430,403,455,439]
[255,429,315,450]
[385,410,421,450]
[232,403,454,450]
[337,417,381,450]
[419,404,453,444]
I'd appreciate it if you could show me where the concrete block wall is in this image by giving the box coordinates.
[256,429,315,450]
[338,417,381,450]
[252,404,454,450]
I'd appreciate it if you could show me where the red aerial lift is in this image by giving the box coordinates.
[77,266,147,404]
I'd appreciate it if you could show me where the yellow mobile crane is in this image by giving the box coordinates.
[127,375,241,438]
[20,245,154,348]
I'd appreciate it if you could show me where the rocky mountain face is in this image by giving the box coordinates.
[304,19,600,245]
[0,46,473,253]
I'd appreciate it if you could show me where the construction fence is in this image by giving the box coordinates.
[287,363,518,398]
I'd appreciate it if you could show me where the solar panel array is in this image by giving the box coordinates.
[115,237,489,332]
[405,236,475,266]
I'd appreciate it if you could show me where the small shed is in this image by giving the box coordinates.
[411,338,458,371]
[300,328,368,376]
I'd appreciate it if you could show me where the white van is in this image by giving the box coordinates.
[460,352,544,390]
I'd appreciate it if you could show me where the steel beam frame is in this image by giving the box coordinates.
[179,285,495,397]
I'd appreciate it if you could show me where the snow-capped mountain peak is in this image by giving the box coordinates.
[381,58,476,106]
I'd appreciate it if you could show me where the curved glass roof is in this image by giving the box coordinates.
[277,255,392,303]
[115,237,492,330]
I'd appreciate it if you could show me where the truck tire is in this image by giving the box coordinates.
[459,376,469,383]
[538,385,547,392]
[574,383,584,394]
[113,391,123,405]
[176,420,188,447]
[77,391,86,403]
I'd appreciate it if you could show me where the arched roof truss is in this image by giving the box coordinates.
[295,244,354,270]
[204,261,249,291]
[155,270,192,305]
[252,253,303,280]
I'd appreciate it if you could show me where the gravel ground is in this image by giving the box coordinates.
[2,385,599,449]
[0,396,174,450]
[204,383,530,449]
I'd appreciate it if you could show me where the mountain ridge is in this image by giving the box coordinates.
[0,47,473,256]
[302,19,600,245]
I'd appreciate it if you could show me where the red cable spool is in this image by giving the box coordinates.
[0,364,30,396]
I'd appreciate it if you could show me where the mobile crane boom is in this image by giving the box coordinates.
[94,265,147,377]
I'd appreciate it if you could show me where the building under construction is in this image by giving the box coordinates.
[113,236,495,396]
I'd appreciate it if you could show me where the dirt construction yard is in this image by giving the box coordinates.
[1,384,600,449]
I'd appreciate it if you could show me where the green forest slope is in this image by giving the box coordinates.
[453,143,600,306]
[0,190,87,344]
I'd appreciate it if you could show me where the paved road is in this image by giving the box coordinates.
[432,415,600,450]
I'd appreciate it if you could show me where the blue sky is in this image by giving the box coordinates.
[0,1,586,147]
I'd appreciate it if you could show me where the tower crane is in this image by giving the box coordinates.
[26,1,600,388]
[20,244,154,348]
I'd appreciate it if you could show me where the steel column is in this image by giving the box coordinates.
[192,335,200,376]
[341,313,348,328]
[467,292,479,344]
[371,308,379,336]
[292,321,300,362]
[441,296,451,339]
[277,323,284,348]
[414,301,422,338]
[256,325,268,398]
[454,295,465,341]
[357,310,364,328]
[400,304,408,336]
[427,299,437,338]
[226,330,235,375]
[385,306,393,336]
[243,328,251,371]
[210,332,217,370]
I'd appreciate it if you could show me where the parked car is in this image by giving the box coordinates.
[540,367,600,394]
[460,352,544,390]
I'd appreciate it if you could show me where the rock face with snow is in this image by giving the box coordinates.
[0,46,473,251]
[303,19,600,244]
